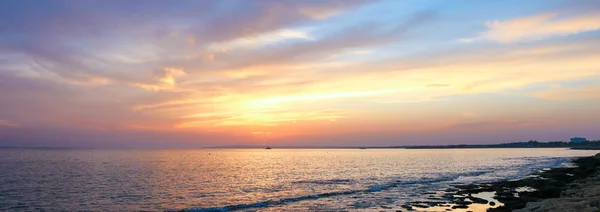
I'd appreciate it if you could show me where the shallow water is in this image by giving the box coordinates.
[0,148,598,211]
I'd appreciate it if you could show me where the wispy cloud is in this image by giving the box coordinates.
[464,12,600,43]
[533,84,600,100]
[1,0,600,147]
[208,28,313,51]
[0,120,18,127]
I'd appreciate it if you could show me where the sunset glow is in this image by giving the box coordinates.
[1,0,599,147]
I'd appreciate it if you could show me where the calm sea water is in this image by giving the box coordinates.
[1,148,598,211]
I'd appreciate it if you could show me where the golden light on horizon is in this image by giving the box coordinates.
[1,0,599,147]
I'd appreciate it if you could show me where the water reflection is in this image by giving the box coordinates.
[0,148,598,211]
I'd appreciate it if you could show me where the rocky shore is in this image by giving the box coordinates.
[400,153,600,212]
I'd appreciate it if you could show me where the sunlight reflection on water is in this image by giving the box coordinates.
[0,148,598,211]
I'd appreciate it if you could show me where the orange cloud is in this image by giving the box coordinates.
[465,12,600,43]
[131,67,186,91]
[122,37,600,136]
[533,84,600,100]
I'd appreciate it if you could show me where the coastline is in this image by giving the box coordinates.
[401,153,600,212]
[513,153,600,212]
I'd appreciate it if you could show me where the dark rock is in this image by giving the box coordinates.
[451,204,469,209]
[411,204,429,208]
[427,197,445,201]
[400,205,413,211]
[431,202,445,206]
[380,205,392,209]
[456,184,479,190]
[468,196,488,204]
[537,187,562,198]
[445,188,459,192]
[416,155,600,212]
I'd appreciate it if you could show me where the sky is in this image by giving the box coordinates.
[1,0,600,148]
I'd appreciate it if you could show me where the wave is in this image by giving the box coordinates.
[449,157,570,185]
[291,178,353,185]
[182,170,494,212]
[184,190,359,212]
[182,157,570,211]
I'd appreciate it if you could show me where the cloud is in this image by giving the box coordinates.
[466,12,600,43]
[248,89,398,105]
[207,28,313,51]
[0,0,371,87]
[186,0,370,43]
[130,67,187,91]
[533,84,600,100]
[131,36,600,132]
[443,120,544,132]
[0,120,18,127]
[207,10,437,72]
[2,0,600,147]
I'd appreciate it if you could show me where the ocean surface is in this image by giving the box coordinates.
[1,148,599,211]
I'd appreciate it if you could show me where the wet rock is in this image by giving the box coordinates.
[413,201,445,207]
[411,204,429,208]
[451,204,469,209]
[445,188,459,192]
[400,204,413,211]
[380,205,392,209]
[468,196,488,204]
[514,199,600,212]
[429,201,445,206]
[533,187,562,198]
[412,154,600,212]
[456,184,479,190]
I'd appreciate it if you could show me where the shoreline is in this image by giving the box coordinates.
[400,153,600,211]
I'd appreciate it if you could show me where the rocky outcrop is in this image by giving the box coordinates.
[402,153,600,212]
[514,153,600,212]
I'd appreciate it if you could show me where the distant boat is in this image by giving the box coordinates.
[359,147,367,149]
[265,146,272,149]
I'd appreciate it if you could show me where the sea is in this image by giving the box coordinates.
[1,148,599,211]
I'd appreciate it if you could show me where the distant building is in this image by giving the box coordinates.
[570,137,587,143]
